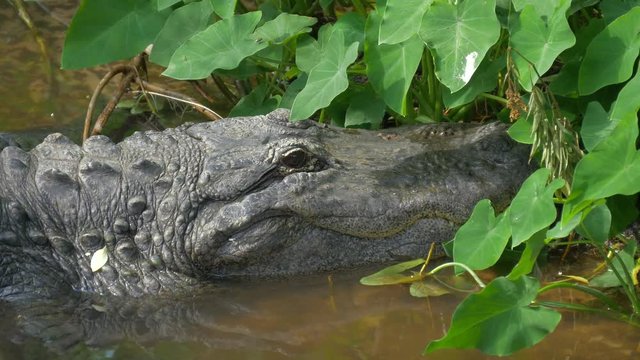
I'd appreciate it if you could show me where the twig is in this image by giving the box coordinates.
[189,80,215,103]
[83,64,133,140]
[211,75,238,103]
[139,81,222,121]
[89,55,144,138]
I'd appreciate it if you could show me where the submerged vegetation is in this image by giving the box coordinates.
[60,0,640,356]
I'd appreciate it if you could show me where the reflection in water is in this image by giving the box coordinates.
[0,271,638,359]
[0,0,94,135]
[0,1,639,359]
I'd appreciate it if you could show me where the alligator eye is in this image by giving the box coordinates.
[280,148,309,169]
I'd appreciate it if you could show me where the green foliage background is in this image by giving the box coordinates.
[62,0,640,356]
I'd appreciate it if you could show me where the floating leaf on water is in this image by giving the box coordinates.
[360,258,425,286]
[410,281,450,298]
[91,246,109,272]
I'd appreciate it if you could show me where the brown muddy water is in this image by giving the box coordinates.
[0,1,639,359]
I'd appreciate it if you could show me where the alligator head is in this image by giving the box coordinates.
[0,109,531,298]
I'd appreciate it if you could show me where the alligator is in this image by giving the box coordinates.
[0,109,532,299]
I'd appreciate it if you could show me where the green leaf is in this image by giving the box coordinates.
[512,0,563,17]
[580,101,611,152]
[279,74,307,109]
[549,19,605,96]
[441,55,505,108]
[62,0,169,69]
[378,0,432,45]
[252,13,316,44]
[510,168,565,247]
[156,0,180,11]
[425,276,561,356]
[600,0,640,24]
[360,258,425,286]
[228,83,279,117]
[591,241,637,288]
[507,115,534,144]
[210,0,236,19]
[320,0,333,10]
[610,64,640,124]
[509,0,576,91]
[608,195,640,235]
[570,115,640,202]
[507,229,546,280]
[295,34,323,73]
[150,0,214,67]
[410,280,450,298]
[334,12,366,51]
[290,27,359,120]
[164,12,266,80]
[568,0,599,15]
[546,212,580,239]
[419,0,500,92]
[453,200,512,272]
[345,85,386,129]
[578,7,640,95]
[576,204,612,245]
[365,5,423,114]
[91,246,109,272]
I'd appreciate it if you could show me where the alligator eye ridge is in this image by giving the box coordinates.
[280,148,309,169]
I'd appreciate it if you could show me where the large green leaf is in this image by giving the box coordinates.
[252,13,316,44]
[580,101,611,152]
[600,0,640,24]
[610,64,640,123]
[453,200,512,272]
[507,229,546,280]
[290,27,359,120]
[578,7,640,95]
[442,55,505,108]
[378,0,432,45]
[334,12,366,51]
[228,83,279,117]
[210,0,236,19]
[580,69,640,152]
[570,114,640,210]
[62,0,169,69]
[156,0,180,11]
[425,276,561,356]
[576,204,611,245]
[549,19,605,96]
[150,1,214,67]
[510,168,565,247]
[279,75,307,109]
[419,0,500,93]
[509,0,575,91]
[507,115,534,144]
[164,12,266,80]
[295,33,323,73]
[365,5,423,115]
[345,85,386,129]
[608,195,640,235]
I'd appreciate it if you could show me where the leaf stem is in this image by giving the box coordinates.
[480,92,508,105]
[428,262,486,288]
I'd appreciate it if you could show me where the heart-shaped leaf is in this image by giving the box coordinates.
[425,276,561,356]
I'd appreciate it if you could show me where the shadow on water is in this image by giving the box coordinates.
[0,1,639,359]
